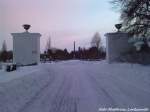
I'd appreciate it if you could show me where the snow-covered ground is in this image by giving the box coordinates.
[0,64,43,83]
[0,60,150,112]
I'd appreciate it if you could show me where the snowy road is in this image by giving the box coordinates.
[0,61,150,112]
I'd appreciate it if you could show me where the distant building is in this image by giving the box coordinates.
[11,25,41,65]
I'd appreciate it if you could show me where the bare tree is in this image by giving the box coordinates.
[91,32,101,48]
[0,40,8,62]
[45,36,51,52]
[2,40,7,52]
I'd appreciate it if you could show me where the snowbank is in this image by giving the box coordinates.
[0,64,54,112]
[0,64,43,83]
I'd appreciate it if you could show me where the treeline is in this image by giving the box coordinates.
[41,32,106,61]
[40,46,106,61]
[0,51,13,62]
[0,41,13,62]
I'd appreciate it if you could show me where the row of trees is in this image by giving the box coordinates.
[41,32,106,61]
[41,46,106,61]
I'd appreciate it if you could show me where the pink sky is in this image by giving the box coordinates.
[0,0,120,52]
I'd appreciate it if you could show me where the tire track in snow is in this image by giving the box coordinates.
[49,72,79,112]
[105,73,150,107]
[86,72,117,107]
[19,66,79,112]
[18,67,56,112]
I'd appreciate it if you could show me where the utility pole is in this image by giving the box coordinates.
[74,41,76,59]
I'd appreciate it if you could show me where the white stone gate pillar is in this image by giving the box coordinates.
[105,32,132,63]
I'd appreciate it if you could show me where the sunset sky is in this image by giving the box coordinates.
[0,0,120,52]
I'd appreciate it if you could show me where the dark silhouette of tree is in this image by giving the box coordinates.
[0,40,8,62]
[45,36,51,52]
[91,32,101,49]
[111,0,150,38]
[2,40,7,52]
[64,48,69,59]
[7,51,13,61]
[90,32,104,59]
